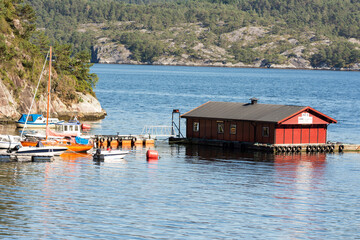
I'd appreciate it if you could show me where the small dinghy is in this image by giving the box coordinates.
[92,149,129,162]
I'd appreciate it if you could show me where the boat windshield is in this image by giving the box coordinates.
[36,141,44,147]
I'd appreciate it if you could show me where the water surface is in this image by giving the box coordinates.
[0,65,359,239]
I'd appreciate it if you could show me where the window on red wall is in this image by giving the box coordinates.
[262,127,269,137]
[230,124,236,135]
[193,122,199,132]
[217,122,224,134]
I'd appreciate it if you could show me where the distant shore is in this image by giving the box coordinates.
[93,62,360,72]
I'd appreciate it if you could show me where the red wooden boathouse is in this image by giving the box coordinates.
[181,99,337,145]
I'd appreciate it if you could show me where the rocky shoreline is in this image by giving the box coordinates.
[91,44,360,71]
[93,61,360,72]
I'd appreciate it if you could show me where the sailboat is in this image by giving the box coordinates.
[15,47,69,156]
[21,135,93,153]
[19,47,92,153]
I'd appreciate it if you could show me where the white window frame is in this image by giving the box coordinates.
[193,122,199,132]
[230,124,237,135]
[217,122,224,134]
[262,127,269,137]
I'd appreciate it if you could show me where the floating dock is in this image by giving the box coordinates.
[91,135,155,149]
[0,152,54,162]
[169,137,360,153]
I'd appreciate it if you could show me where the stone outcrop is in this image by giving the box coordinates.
[91,39,135,64]
[0,79,106,122]
[56,93,107,119]
[0,80,18,122]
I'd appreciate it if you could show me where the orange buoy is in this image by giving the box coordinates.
[134,139,143,145]
[81,123,91,130]
[110,140,119,149]
[122,139,132,148]
[145,139,155,148]
[146,150,159,160]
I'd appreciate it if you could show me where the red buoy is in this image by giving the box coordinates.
[146,150,159,160]
[81,123,91,130]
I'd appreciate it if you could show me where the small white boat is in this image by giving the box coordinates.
[0,135,21,149]
[11,142,67,156]
[92,149,129,161]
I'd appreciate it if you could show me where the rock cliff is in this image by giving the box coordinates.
[0,78,106,122]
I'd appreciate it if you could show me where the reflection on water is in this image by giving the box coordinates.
[0,144,359,239]
[181,144,359,239]
[185,144,277,162]
[60,152,92,161]
[0,124,18,136]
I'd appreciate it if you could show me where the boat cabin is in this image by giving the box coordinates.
[16,114,62,128]
[55,121,82,136]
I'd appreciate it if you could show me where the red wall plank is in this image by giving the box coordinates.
[318,125,327,143]
[211,120,217,139]
[293,126,301,144]
[269,124,275,144]
[199,119,205,138]
[224,121,230,141]
[284,126,293,144]
[243,121,250,142]
[249,123,255,143]
[187,118,193,138]
[301,126,310,144]
[275,127,284,144]
[205,120,212,139]
[309,125,318,143]
[236,122,241,141]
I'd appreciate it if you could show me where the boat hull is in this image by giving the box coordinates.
[0,142,20,149]
[16,122,57,128]
[20,140,92,153]
[92,150,128,161]
[66,144,93,153]
[16,146,67,156]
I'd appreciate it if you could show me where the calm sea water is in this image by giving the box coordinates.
[1,64,360,239]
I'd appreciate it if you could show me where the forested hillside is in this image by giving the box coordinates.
[26,0,360,69]
[0,0,104,121]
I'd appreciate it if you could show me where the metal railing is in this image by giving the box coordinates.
[141,125,177,139]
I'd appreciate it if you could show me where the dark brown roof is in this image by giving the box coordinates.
[181,101,306,123]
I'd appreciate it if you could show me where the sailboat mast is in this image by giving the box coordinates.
[46,46,52,140]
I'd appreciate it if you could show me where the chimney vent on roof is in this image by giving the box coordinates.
[250,97,259,105]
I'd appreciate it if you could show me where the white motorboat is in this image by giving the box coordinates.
[11,142,67,156]
[0,135,21,149]
[16,114,63,128]
[92,149,129,161]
